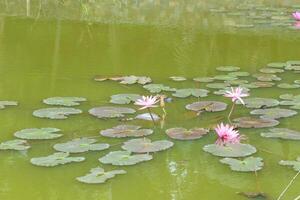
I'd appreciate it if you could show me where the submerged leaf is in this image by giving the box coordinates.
[203,143,257,158]
[76,167,126,184]
[0,139,30,151]
[172,88,209,98]
[166,127,209,140]
[0,101,18,109]
[237,97,279,108]
[122,138,173,153]
[43,97,86,106]
[250,108,297,119]
[220,157,264,172]
[53,138,109,153]
[89,106,136,119]
[99,151,152,166]
[233,117,279,128]
[14,128,62,140]
[109,94,141,104]
[30,152,85,167]
[33,107,82,119]
[261,128,300,140]
[186,101,227,112]
[100,125,153,138]
[279,157,300,171]
[143,84,176,93]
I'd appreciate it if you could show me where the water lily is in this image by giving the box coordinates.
[134,96,159,110]
[215,123,241,145]
[292,11,300,21]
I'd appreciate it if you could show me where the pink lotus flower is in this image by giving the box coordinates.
[215,123,241,145]
[134,96,159,110]
[224,87,249,105]
[292,12,300,21]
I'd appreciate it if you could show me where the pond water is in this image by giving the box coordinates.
[1,1,300,200]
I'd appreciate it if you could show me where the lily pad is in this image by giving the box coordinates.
[261,128,300,140]
[277,83,300,89]
[172,88,209,98]
[30,152,85,167]
[220,157,264,172]
[99,151,152,166]
[43,97,86,106]
[259,68,284,74]
[165,127,209,140]
[109,94,141,104]
[279,94,300,100]
[251,82,275,88]
[76,167,126,184]
[0,101,18,109]
[214,87,250,96]
[143,84,176,93]
[203,143,257,158]
[33,107,82,119]
[216,66,240,72]
[53,138,109,153]
[193,77,214,83]
[228,71,250,77]
[206,83,230,89]
[224,79,248,85]
[118,76,152,85]
[237,97,279,108]
[252,73,281,82]
[186,101,227,112]
[286,61,300,71]
[121,138,174,153]
[267,62,286,68]
[250,108,297,119]
[100,125,153,138]
[0,139,30,151]
[279,157,300,171]
[88,106,136,119]
[214,75,237,81]
[233,117,279,128]
[169,76,187,81]
[135,113,160,121]
[14,128,63,140]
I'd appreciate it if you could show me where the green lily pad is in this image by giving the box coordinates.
[143,84,176,93]
[214,87,250,96]
[99,151,152,166]
[193,77,214,83]
[122,138,174,153]
[279,94,300,100]
[0,139,30,151]
[186,101,227,112]
[250,108,297,119]
[119,76,152,85]
[0,101,18,109]
[233,117,279,128]
[259,68,284,74]
[206,83,230,89]
[252,73,281,82]
[220,157,264,172]
[261,128,300,140]
[33,107,82,119]
[250,82,275,88]
[166,127,209,140]
[267,62,286,68]
[277,83,300,89]
[14,128,63,140]
[76,167,126,184]
[237,97,279,108]
[169,76,187,81]
[279,157,300,171]
[43,97,86,106]
[216,66,240,72]
[294,80,300,84]
[135,113,160,121]
[110,94,141,104]
[224,79,248,85]
[53,138,109,153]
[203,143,257,158]
[172,88,209,98]
[100,125,153,138]
[228,71,250,77]
[285,61,300,71]
[88,106,136,119]
[30,152,85,167]
[214,75,237,81]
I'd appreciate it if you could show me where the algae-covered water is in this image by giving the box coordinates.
[1,1,300,200]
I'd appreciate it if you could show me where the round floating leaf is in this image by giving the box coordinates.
[172,88,209,98]
[216,66,240,72]
[214,87,250,96]
[294,80,300,84]
[203,143,257,158]
[250,108,297,119]
[109,94,141,104]
[0,101,18,109]
[228,71,250,77]
[251,82,275,88]
[122,138,174,153]
[100,125,153,138]
[252,73,281,82]
[220,157,264,172]
[30,152,85,167]
[135,113,160,121]
[237,97,279,108]
[193,77,214,83]
[186,101,227,112]
[279,94,300,100]
[33,107,82,119]
[76,167,126,184]
[165,127,209,140]
[267,62,286,68]
[224,79,248,85]
[53,138,109,153]
[259,68,284,74]
[279,157,300,171]
[118,76,152,85]
[89,106,136,119]
[0,139,30,151]
[14,128,62,140]
[43,97,86,106]
[261,128,300,140]
[277,83,300,89]
[285,61,300,71]
[206,83,230,89]
[233,117,279,128]
[169,76,187,81]
[99,151,152,166]
[214,75,237,81]
[143,84,176,93]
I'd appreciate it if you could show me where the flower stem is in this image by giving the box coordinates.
[227,103,235,124]
[277,171,300,200]
[147,108,156,126]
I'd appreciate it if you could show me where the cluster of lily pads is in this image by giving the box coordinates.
[1,61,300,188]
